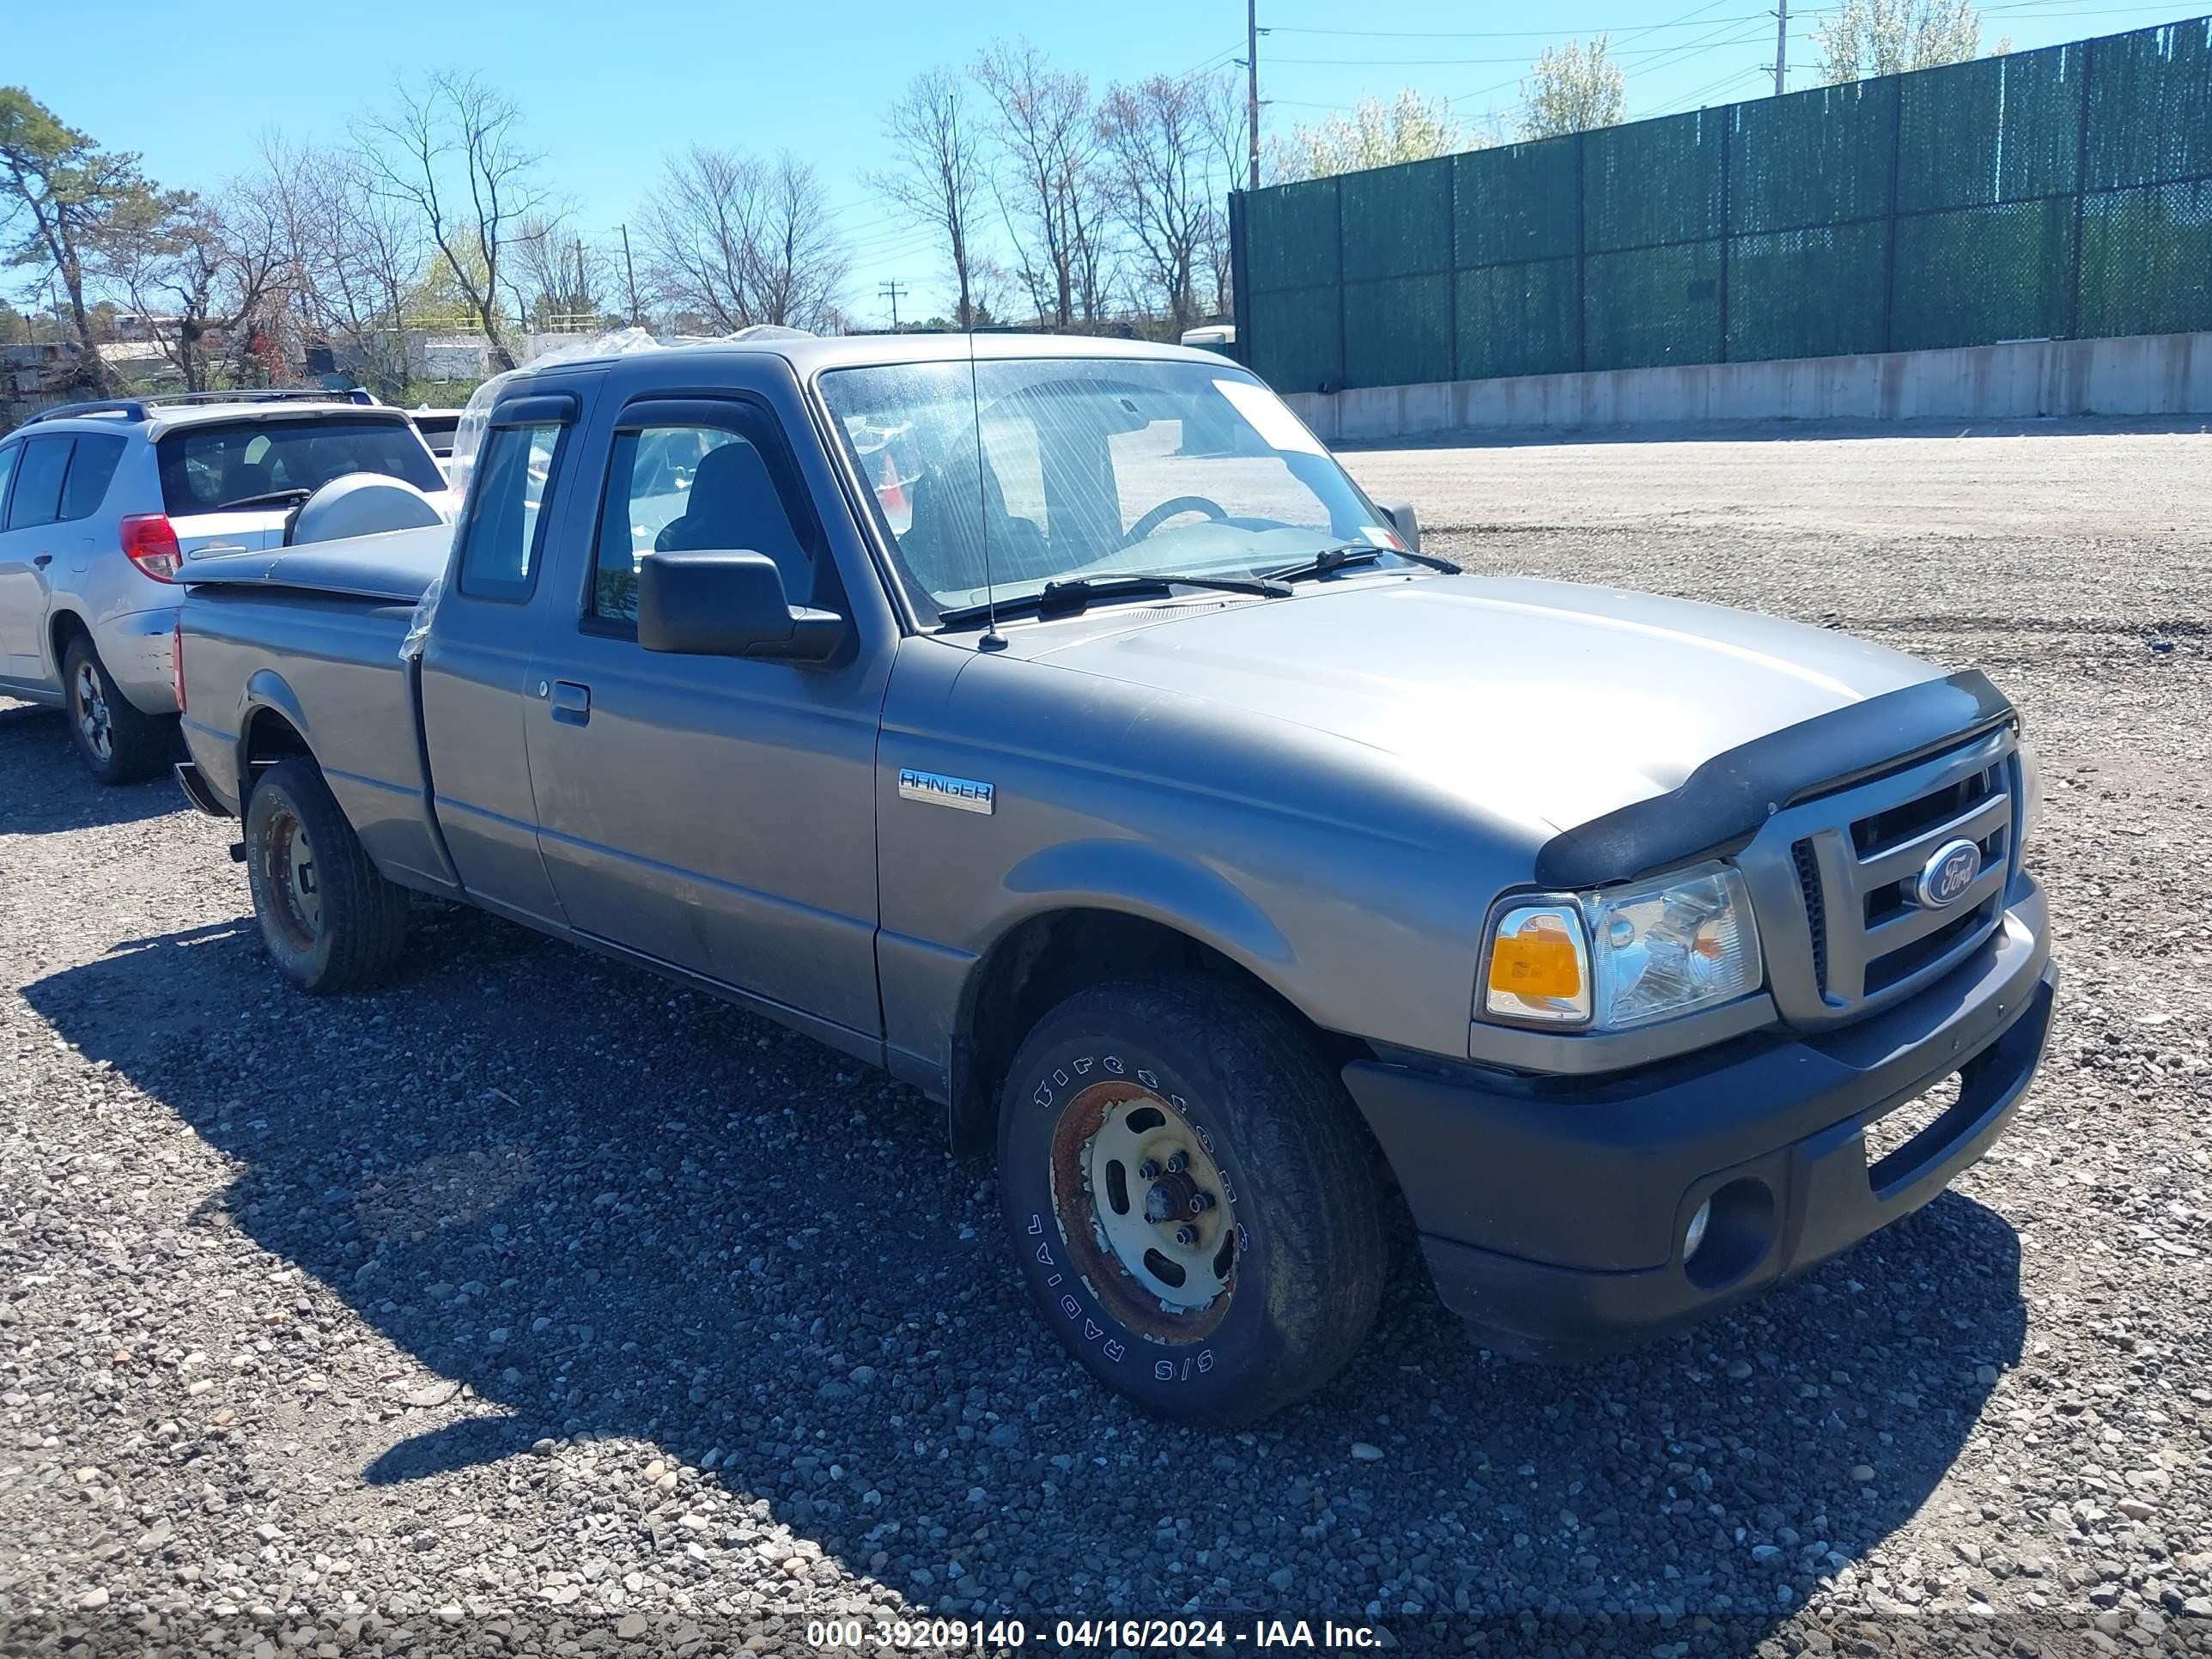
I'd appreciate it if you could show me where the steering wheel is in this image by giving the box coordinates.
[1121,495,1229,548]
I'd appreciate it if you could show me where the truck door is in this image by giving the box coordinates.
[520,389,886,1040]
[416,392,586,928]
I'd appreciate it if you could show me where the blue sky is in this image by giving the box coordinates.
[11,0,2203,327]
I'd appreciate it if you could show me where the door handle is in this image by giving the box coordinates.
[32,554,52,568]
[550,680,592,726]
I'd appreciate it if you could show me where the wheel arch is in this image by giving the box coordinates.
[945,900,1364,1156]
[235,674,319,807]
[47,607,89,679]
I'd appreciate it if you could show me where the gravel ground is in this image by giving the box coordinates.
[3,416,2209,1657]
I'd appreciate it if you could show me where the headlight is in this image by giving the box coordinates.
[1482,861,1764,1031]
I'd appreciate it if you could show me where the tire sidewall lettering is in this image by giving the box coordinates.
[1017,1046,1244,1386]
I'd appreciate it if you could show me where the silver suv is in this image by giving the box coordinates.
[0,391,447,782]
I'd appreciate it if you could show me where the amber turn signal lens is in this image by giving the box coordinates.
[1488,920,1583,1000]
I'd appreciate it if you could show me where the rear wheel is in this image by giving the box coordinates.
[62,634,174,785]
[243,757,409,994]
[996,975,1388,1425]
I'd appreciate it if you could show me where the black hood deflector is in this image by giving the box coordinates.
[1534,670,2015,889]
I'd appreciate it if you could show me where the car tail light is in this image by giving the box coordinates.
[172,618,186,714]
[120,514,184,581]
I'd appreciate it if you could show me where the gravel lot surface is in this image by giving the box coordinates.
[3,417,2209,1657]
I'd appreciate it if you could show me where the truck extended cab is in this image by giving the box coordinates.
[173,335,2054,1425]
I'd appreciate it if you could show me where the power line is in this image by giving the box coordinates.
[1641,64,1773,113]
[1269,32,1810,65]
[1268,9,1760,39]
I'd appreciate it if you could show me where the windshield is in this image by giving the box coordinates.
[157,417,445,515]
[817,357,1407,621]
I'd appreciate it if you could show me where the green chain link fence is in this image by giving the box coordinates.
[1231,16,2212,392]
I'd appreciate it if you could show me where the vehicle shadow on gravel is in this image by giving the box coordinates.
[26,913,2027,1646]
[0,702,184,832]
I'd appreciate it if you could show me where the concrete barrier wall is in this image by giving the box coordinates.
[1280,331,2212,441]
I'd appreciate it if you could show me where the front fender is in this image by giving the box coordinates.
[1000,839,1297,975]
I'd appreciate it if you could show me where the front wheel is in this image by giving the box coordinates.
[996,975,1388,1425]
[243,757,410,994]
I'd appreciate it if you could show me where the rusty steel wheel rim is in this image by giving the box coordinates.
[261,806,322,951]
[1048,1079,1238,1342]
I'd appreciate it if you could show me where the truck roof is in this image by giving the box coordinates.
[508,331,1231,384]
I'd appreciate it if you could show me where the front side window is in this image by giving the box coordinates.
[455,423,562,602]
[818,358,1398,619]
[591,423,811,624]
[156,417,443,515]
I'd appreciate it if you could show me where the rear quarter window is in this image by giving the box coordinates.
[60,434,127,521]
[156,417,443,515]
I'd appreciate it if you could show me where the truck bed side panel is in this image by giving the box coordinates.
[179,586,459,896]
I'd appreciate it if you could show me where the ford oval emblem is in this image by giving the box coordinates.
[1915,838,1983,909]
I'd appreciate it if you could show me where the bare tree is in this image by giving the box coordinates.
[1815,0,2006,82]
[99,183,290,391]
[1269,90,1468,183]
[864,67,986,328]
[360,72,548,371]
[1097,72,1239,333]
[504,214,610,335]
[972,39,1112,327]
[252,136,422,398]
[639,146,849,333]
[0,88,167,392]
[1521,37,1626,139]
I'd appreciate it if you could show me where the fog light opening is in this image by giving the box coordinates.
[1682,1176,1777,1291]
[1682,1198,1713,1262]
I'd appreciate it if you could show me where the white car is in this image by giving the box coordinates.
[0,391,448,782]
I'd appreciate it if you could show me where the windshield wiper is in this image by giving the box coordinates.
[217,488,315,511]
[1261,543,1460,583]
[937,570,1291,627]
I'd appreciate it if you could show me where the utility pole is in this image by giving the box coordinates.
[1773,0,1789,96]
[619,223,641,327]
[1246,0,1261,191]
[878,280,908,328]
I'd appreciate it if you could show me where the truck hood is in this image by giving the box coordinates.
[1026,574,1944,834]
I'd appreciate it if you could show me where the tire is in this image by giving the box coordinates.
[62,634,176,785]
[996,974,1388,1426]
[242,757,410,994]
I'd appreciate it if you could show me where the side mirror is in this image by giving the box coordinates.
[635,550,846,664]
[1378,501,1421,554]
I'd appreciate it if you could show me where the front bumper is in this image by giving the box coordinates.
[1342,876,2052,1362]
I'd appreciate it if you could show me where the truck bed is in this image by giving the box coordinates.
[178,524,459,896]
[180,523,451,605]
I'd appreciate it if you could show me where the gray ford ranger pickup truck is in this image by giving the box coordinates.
[173,335,2055,1425]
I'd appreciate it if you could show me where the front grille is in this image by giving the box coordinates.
[1850,761,2002,856]
[1863,894,1999,994]
[1758,730,2014,1024]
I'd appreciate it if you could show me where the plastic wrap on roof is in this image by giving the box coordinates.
[445,327,661,505]
[403,324,818,662]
